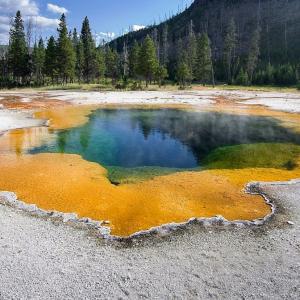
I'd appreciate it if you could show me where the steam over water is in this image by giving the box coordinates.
[30,109,300,169]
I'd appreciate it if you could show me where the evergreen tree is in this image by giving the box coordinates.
[246,27,261,83]
[274,64,297,85]
[32,37,45,85]
[105,47,119,83]
[223,18,237,84]
[155,65,168,87]
[195,33,213,84]
[139,35,159,87]
[265,63,275,85]
[56,14,75,83]
[121,40,129,78]
[75,39,84,83]
[187,20,197,79]
[72,28,84,83]
[235,68,249,86]
[72,28,79,49]
[176,62,192,89]
[80,17,97,83]
[160,24,169,66]
[8,11,29,84]
[96,48,106,82]
[128,40,140,79]
[44,36,57,84]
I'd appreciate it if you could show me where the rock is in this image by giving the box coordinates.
[287,221,295,226]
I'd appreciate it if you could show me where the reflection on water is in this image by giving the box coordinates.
[27,109,300,169]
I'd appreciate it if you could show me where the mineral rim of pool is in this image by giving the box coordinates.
[1,105,300,236]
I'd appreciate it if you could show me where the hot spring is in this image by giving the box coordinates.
[1,107,300,236]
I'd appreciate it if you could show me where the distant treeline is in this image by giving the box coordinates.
[0,10,299,89]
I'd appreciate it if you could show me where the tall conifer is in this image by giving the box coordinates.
[195,33,213,84]
[139,35,159,87]
[8,11,29,83]
[56,14,75,83]
[80,17,97,83]
[44,36,57,84]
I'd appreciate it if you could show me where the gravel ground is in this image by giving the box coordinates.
[0,181,299,300]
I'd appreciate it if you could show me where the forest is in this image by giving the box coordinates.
[0,5,299,89]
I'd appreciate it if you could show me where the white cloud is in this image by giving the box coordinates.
[0,0,39,16]
[131,25,146,32]
[94,32,115,45]
[31,16,59,28]
[98,32,115,39]
[47,3,68,15]
[0,1,62,44]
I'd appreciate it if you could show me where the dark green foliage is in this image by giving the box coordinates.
[2,2,300,89]
[96,48,106,81]
[195,33,213,84]
[186,20,197,79]
[128,40,140,79]
[155,65,168,87]
[138,35,159,86]
[8,11,29,83]
[246,27,261,82]
[176,62,192,88]
[253,64,298,86]
[32,38,45,85]
[56,14,76,83]
[44,36,57,84]
[223,18,238,84]
[235,68,249,86]
[274,64,298,86]
[80,17,97,82]
[105,47,119,83]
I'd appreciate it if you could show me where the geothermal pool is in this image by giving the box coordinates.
[1,106,300,236]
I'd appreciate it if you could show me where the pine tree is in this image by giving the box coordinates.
[8,11,29,84]
[32,37,45,85]
[122,40,129,78]
[44,36,57,84]
[80,17,97,83]
[96,48,106,82]
[195,33,213,84]
[246,27,261,83]
[235,68,249,86]
[139,35,159,87]
[176,62,192,89]
[160,24,169,66]
[187,20,197,79]
[265,63,274,85]
[155,65,168,87]
[75,39,84,83]
[72,28,84,83]
[223,18,237,84]
[72,28,79,49]
[105,47,119,83]
[56,14,75,84]
[128,40,140,79]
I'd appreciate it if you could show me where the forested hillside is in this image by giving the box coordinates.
[111,0,300,85]
[1,0,300,88]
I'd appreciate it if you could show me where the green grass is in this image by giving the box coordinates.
[203,143,300,170]
[2,81,299,93]
[106,166,197,185]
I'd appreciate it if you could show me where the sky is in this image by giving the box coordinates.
[0,0,194,45]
